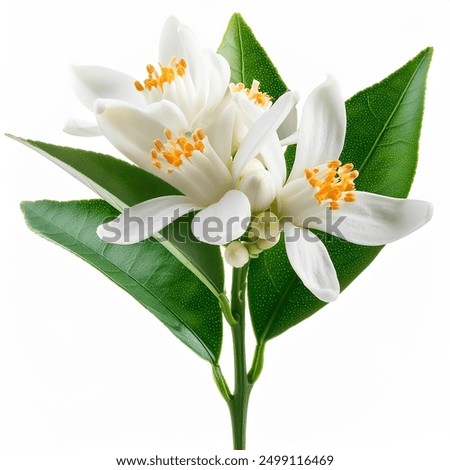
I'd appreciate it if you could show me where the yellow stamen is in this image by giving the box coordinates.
[134,80,144,92]
[153,139,164,152]
[344,193,357,203]
[305,160,359,210]
[328,160,341,169]
[150,128,207,171]
[195,141,205,152]
[135,56,188,92]
[329,201,340,210]
[195,128,205,140]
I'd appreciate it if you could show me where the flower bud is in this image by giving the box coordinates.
[225,241,250,268]
[250,211,281,241]
[257,233,281,251]
[240,158,265,177]
[238,169,276,213]
[247,243,263,256]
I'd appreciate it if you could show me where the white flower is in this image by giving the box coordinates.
[62,15,300,244]
[65,16,231,136]
[95,91,299,245]
[251,76,433,303]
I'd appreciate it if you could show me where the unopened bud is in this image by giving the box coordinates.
[238,169,276,213]
[225,241,250,268]
[257,233,281,251]
[250,211,280,241]
[247,243,263,256]
[240,158,265,177]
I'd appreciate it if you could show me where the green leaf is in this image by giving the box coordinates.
[218,13,288,100]
[10,137,224,297]
[249,48,433,343]
[21,199,223,363]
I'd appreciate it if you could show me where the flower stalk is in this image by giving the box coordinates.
[228,264,253,450]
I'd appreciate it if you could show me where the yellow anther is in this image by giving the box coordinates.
[152,161,162,169]
[164,129,173,141]
[195,141,205,152]
[151,149,158,160]
[338,163,354,174]
[195,128,205,140]
[305,169,316,180]
[183,142,195,154]
[134,80,144,92]
[328,160,341,169]
[329,201,340,210]
[345,182,355,191]
[153,139,164,152]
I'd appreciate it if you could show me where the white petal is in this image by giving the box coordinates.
[284,223,339,302]
[277,105,298,140]
[70,64,145,111]
[158,16,181,63]
[232,90,299,182]
[258,136,287,191]
[159,18,203,88]
[97,195,199,244]
[204,103,235,164]
[63,117,102,137]
[280,129,299,146]
[191,190,251,245]
[290,75,346,181]
[94,99,189,171]
[232,91,265,128]
[192,49,230,126]
[317,191,433,246]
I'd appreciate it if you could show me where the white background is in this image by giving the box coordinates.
[1,0,449,468]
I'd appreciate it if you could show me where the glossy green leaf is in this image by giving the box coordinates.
[10,137,224,297]
[249,48,433,343]
[218,13,288,100]
[21,199,222,363]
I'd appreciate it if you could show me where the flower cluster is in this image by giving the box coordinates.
[67,17,432,302]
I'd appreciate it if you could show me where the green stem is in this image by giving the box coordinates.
[228,264,252,450]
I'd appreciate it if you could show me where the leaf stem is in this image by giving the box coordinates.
[219,293,238,326]
[212,364,232,402]
[248,342,265,384]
